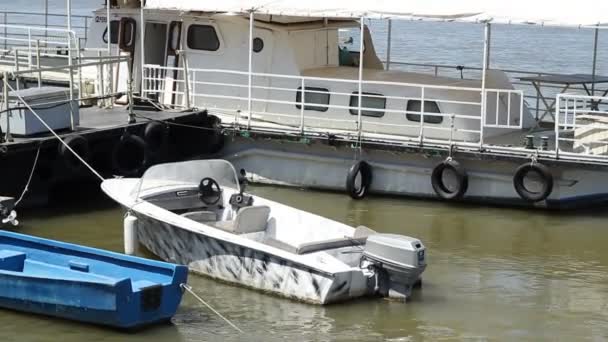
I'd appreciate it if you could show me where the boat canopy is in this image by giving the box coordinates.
[145,0,608,27]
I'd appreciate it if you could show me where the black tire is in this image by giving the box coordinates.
[431,159,468,200]
[143,121,169,158]
[346,161,372,200]
[112,134,149,176]
[59,135,90,173]
[513,162,553,202]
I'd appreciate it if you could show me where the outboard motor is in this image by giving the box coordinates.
[361,234,426,301]
[0,197,18,227]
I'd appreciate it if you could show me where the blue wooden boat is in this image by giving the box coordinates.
[0,230,188,329]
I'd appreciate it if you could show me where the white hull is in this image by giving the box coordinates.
[134,213,367,304]
[218,135,608,209]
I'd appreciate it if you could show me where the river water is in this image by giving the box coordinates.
[3,1,608,341]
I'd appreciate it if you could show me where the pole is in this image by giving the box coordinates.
[247,10,254,129]
[107,0,113,107]
[67,0,75,130]
[140,7,145,94]
[3,72,12,142]
[484,22,492,70]
[67,0,72,40]
[44,0,49,44]
[36,39,42,87]
[480,23,491,149]
[591,26,599,97]
[386,19,392,70]
[357,17,365,139]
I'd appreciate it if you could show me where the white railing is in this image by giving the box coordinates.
[555,94,608,160]
[0,24,78,73]
[386,60,601,123]
[142,63,524,149]
[0,11,90,49]
[1,54,133,142]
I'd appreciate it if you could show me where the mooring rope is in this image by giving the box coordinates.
[5,82,105,182]
[14,143,41,207]
[180,283,244,334]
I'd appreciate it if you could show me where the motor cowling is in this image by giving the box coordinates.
[361,234,426,301]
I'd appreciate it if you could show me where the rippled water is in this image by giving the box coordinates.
[5,187,608,341]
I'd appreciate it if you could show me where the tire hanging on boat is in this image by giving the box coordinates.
[431,159,468,200]
[112,134,149,176]
[513,162,553,202]
[143,121,169,160]
[59,134,91,173]
[346,161,372,200]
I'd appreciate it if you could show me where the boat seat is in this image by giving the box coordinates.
[0,250,26,272]
[295,236,368,254]
[264,229,373,255]
[209,206,270,234]
[181,211,217,223]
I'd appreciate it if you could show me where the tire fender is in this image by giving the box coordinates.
[431,159,468,200]
[112,134,149,176]
[346,161,373,200]
[59,135,91,173]
[513,162,553,202]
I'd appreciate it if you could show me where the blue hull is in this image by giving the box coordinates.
[0,231,188,329]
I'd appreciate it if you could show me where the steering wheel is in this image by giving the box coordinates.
[198,177,222,205]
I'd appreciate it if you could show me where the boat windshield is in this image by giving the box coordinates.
[132,160,240,199]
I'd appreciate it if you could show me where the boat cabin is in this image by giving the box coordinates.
[86,3,532,143]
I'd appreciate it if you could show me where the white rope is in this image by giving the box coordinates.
[14,143,41,207]
[180,283,244,334]
[5,82,104,181]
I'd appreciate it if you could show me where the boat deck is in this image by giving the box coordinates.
[3,105,196,147]
[213,111,595,165]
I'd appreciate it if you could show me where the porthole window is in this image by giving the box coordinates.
[296,87,330,112]
[406,100,443,124]
[102,21,120,44]
[349,92,386,117]
[252,37,264,53]
[187,25,220,51]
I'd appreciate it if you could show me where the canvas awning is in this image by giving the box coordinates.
[145,0,608,27]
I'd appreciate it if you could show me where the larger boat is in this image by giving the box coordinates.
[17,0,608,209]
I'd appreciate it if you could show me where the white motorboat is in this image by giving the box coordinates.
[101,160,426,304]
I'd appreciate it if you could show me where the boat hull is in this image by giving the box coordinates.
[218,135,608,209]
[135,214,369,304]
[0,231,187,329]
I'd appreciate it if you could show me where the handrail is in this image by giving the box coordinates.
[142,64,524,149]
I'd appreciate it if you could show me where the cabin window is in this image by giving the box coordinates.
[187,25,220,51]
[252,37,264,53]
[406,100,443,124]
[296,87,330,112]
[102,21,120,44]
[349,92,386,117]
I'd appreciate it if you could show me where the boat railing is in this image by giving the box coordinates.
[555,93,608,160]
[142,63,524,147]
[1,53,133,142]
[385,60,600,123]
[0,11,90,49]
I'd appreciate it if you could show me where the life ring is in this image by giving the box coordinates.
[59,135,91,173]
[346,161,372,200]
[112,134,149,176]
[513,162,553,202]
[143,121,169,159]
[431,159,468,200]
